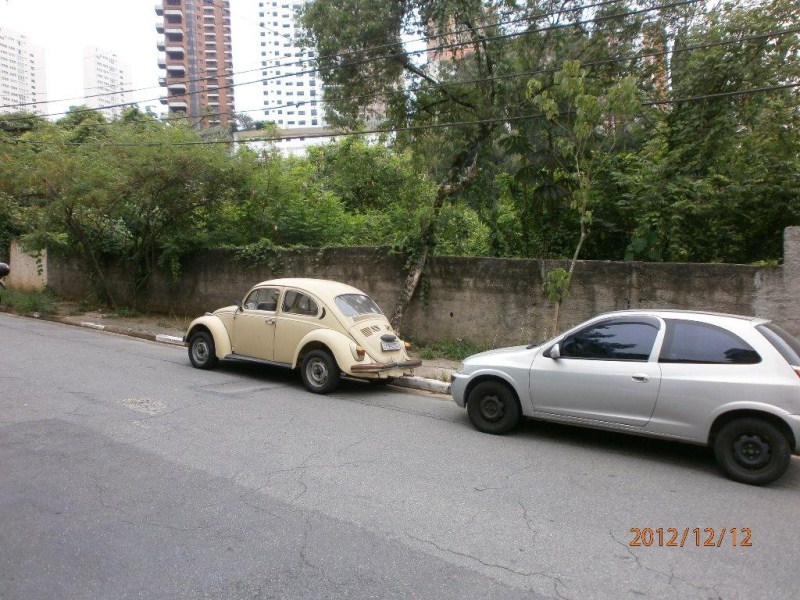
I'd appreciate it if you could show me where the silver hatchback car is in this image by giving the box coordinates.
[451,310,800,485]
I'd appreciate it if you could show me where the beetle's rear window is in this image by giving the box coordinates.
[335,294,383,317]
[757,323,800,366]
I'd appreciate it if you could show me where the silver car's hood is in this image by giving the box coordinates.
[463,345,539,368]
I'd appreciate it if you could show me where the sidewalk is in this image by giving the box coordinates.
[9,303,457,395]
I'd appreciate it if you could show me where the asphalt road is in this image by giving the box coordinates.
[1,312,799,600]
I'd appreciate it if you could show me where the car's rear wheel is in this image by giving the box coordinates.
[713,417,791,486]
[188,331,218,370]
[301,349,341,394]
[466,381,521,434]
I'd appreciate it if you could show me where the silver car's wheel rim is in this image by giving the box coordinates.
[307,358,328,387]
[732,434,771,470]
[479,394,504,422]
[192,339,209,363]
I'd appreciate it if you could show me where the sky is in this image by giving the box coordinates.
[0,0,263,119]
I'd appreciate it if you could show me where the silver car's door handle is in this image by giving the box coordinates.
[265,318,276,325]
[631,373,650,383]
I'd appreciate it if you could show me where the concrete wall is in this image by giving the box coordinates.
[5,240,47,292]
[41,227,800,343]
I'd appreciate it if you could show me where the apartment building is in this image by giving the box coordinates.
[0,27,47,115]
[258,0,327,152]
[156,0,235,127]
[83,46,130,120]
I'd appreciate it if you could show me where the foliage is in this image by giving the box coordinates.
[542,268,571,304]
[0,0,798,314]
[0,288,57,315]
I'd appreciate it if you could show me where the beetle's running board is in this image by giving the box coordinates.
[223,354,292,368]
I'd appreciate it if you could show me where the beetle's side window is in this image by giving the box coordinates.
[560,319,660,361]
[282,291,318,316]
[659,320,761,364]
[244,288,280,312]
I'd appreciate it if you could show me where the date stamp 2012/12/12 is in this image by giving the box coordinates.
[629,527,752,548]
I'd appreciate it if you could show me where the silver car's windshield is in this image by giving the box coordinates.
[334,294,383,317]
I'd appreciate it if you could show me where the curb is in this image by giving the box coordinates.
[394,376,451,395]
[7,310,453,396]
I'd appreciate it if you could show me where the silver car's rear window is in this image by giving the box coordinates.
[757,323,800,366]
[335,294,383,317]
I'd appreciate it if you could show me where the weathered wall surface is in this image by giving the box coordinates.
[42,227,800,343]
[4,241,47,292]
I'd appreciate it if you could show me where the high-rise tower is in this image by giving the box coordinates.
[156,0,235,127]
[83,46,130,120]
[0,27,47,115]
[258,0,323,130]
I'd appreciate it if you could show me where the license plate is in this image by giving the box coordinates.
[381,340,402,351]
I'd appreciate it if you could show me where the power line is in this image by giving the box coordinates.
[0,0,703,120]
[7,24,794,133]
[6,82,797,147]
[0,0,633,111]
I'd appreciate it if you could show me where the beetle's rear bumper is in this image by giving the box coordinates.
[350,359,422,374]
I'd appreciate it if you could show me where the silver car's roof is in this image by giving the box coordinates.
[594,309,770,325]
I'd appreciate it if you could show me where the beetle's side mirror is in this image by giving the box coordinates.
[548,343,561,359]
[235,300,243,313]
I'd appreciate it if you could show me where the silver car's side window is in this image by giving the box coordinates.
[244,288,280,312]
[659,320,761,364]
[560,318,660,361]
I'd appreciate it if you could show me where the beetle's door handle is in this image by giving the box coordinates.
[265,318,276,325]
[631,373,650,383]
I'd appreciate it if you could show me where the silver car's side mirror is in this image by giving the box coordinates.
[549,343,561,359]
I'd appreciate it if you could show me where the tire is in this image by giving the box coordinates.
[301,349,341,394]
[466,381,521,434]
[713,417,792,486]
[188,331,218,370]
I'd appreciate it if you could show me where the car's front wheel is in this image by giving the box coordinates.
[466,381,521,434]
[301,349,341,394]
[713,417,791,486]
[188,331,218,370]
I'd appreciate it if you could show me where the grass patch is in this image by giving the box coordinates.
[108,307,141,318]
[0,288,58,315]
[156,311,193,331]
[414,338,492,362]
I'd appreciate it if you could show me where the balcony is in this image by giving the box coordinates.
[157,56,166,68]
[165,46,185,57]
[168,100,188,110]
[166,63,185,75]
[168,82,187,93]
[165,28,184,40]
[158,76,166,86]
[156,36,165,51]
[164,9,182,18]
[156,19,164,33]
[159,96,168,105]
[155,4,163,16]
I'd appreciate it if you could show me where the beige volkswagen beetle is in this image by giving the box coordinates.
[185,278,421,393]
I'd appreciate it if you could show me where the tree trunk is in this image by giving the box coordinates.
[389,160,480,334]
[549,220,589,337]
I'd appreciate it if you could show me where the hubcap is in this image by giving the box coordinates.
[732,434,771,470]
[479,394,504,422]
[193,340,209,363]
[307,358,328,387]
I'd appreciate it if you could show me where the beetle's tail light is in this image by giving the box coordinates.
[794,366,800,379]
[356,345,366,361]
